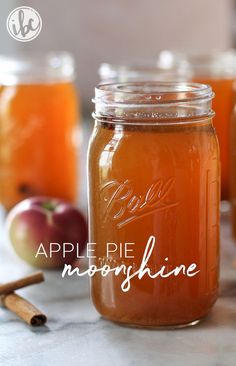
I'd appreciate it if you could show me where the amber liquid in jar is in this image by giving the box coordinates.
[88,82,220,328]
[230,100,236,239]
[0,53,79,210]
[193,78,234,200]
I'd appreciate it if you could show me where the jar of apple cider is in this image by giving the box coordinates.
[0,52,79,210]
[88,82,220,328]
[158,50,236,201]
[230,103,236,239]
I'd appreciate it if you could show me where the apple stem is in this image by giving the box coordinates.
[41,202,57,212]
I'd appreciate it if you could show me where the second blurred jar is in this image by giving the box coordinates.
[100,50,236,200]
[176,51,236,201]
[0,52,79,210]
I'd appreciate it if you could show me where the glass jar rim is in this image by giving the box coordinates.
[94,81,214,105]
[158,49,236,78]
[93,82,214,125]
[99,60,189,81]
[0,51,75,85]
[99,50,236,80]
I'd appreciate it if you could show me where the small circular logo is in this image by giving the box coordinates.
[6,6,42,42]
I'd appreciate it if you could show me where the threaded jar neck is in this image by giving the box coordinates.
[93,81,214,125]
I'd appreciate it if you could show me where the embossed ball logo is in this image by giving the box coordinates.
[6,6,42,42]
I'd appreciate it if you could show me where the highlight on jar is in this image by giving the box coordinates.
[87,81,220,328]
[0,52,81,211]
[99,49,236,202]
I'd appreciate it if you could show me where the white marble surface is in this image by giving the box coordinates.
[0,208,236,366]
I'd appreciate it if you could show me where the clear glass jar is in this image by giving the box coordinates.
[99,56,190,83]
[88,81,220,328]
[0,52,80,210]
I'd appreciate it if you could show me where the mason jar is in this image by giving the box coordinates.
[0,52,80,210]
[160,50,236,201]
[88,81,220,328]
[230,102,236,239]
[99,56,189,83]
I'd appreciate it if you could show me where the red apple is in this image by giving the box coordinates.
[6,197,87,269]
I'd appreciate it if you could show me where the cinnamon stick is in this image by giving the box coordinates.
[1,293,47,326]
[0,272,44,295]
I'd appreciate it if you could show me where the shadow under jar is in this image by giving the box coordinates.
[88,82,220,328]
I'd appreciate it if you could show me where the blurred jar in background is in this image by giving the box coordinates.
[99,58,190,83]
[0,52,79,210]
[100,50,236,200]
[166,50,236,201]
[230,96,236,238]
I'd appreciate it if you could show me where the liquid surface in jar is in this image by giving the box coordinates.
[88,118,220,326]
[0,82,79,210]
[193,77,234,200]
